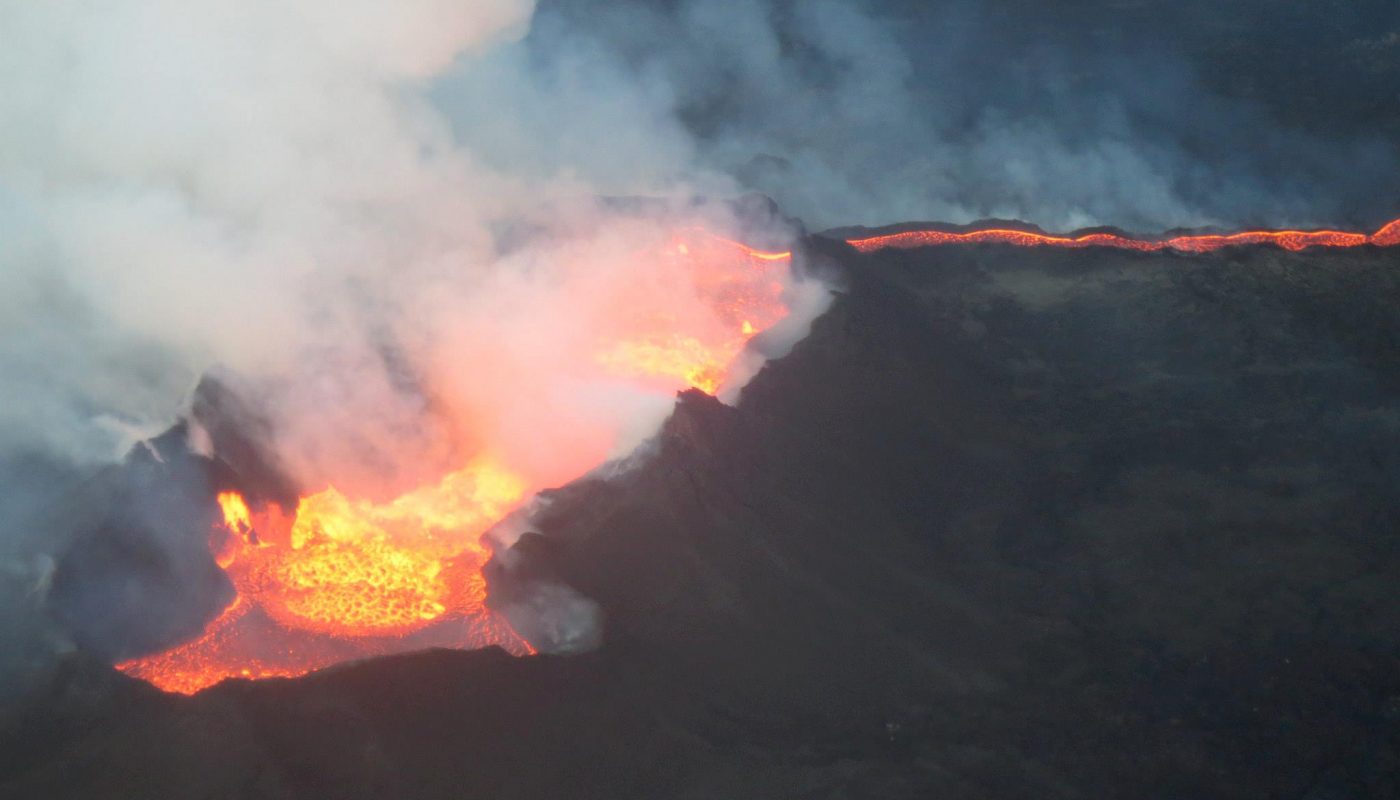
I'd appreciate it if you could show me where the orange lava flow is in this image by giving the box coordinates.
[117,230,794,694]
[593,228,792,393]
[845,217,1400,254]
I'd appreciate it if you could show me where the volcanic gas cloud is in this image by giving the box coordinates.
[0,1,834,694]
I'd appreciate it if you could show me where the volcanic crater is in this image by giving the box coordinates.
[5,217,1400,799]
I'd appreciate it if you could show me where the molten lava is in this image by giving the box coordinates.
[845,217,1400,254]
[118,229,795,694]
[118,465,535,694]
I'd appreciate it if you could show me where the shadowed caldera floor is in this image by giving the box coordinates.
[4,234,1400,799]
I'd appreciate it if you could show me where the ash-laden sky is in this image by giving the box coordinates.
[450,0,1400,232]
[1,0,1398,685]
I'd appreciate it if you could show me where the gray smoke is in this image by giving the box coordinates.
[443,0,1400,232]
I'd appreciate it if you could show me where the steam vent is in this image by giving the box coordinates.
[4,3,1400,799]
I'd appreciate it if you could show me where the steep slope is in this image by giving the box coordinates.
[5,235,1400,799]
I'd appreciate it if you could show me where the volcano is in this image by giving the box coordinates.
[4,219,1400,799]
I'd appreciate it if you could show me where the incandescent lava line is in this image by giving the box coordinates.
[845,217,1400,254]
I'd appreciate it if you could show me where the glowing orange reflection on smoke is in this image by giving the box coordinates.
[117,230,794,694]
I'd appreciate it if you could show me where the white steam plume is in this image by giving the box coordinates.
[0,1,814,501]
[1,1,525,464]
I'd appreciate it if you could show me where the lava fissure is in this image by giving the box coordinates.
[843,217,1400,254]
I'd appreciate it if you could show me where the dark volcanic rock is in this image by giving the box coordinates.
[41,375,301,666]
[46,424,235,663]
[5,237,1400,799]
